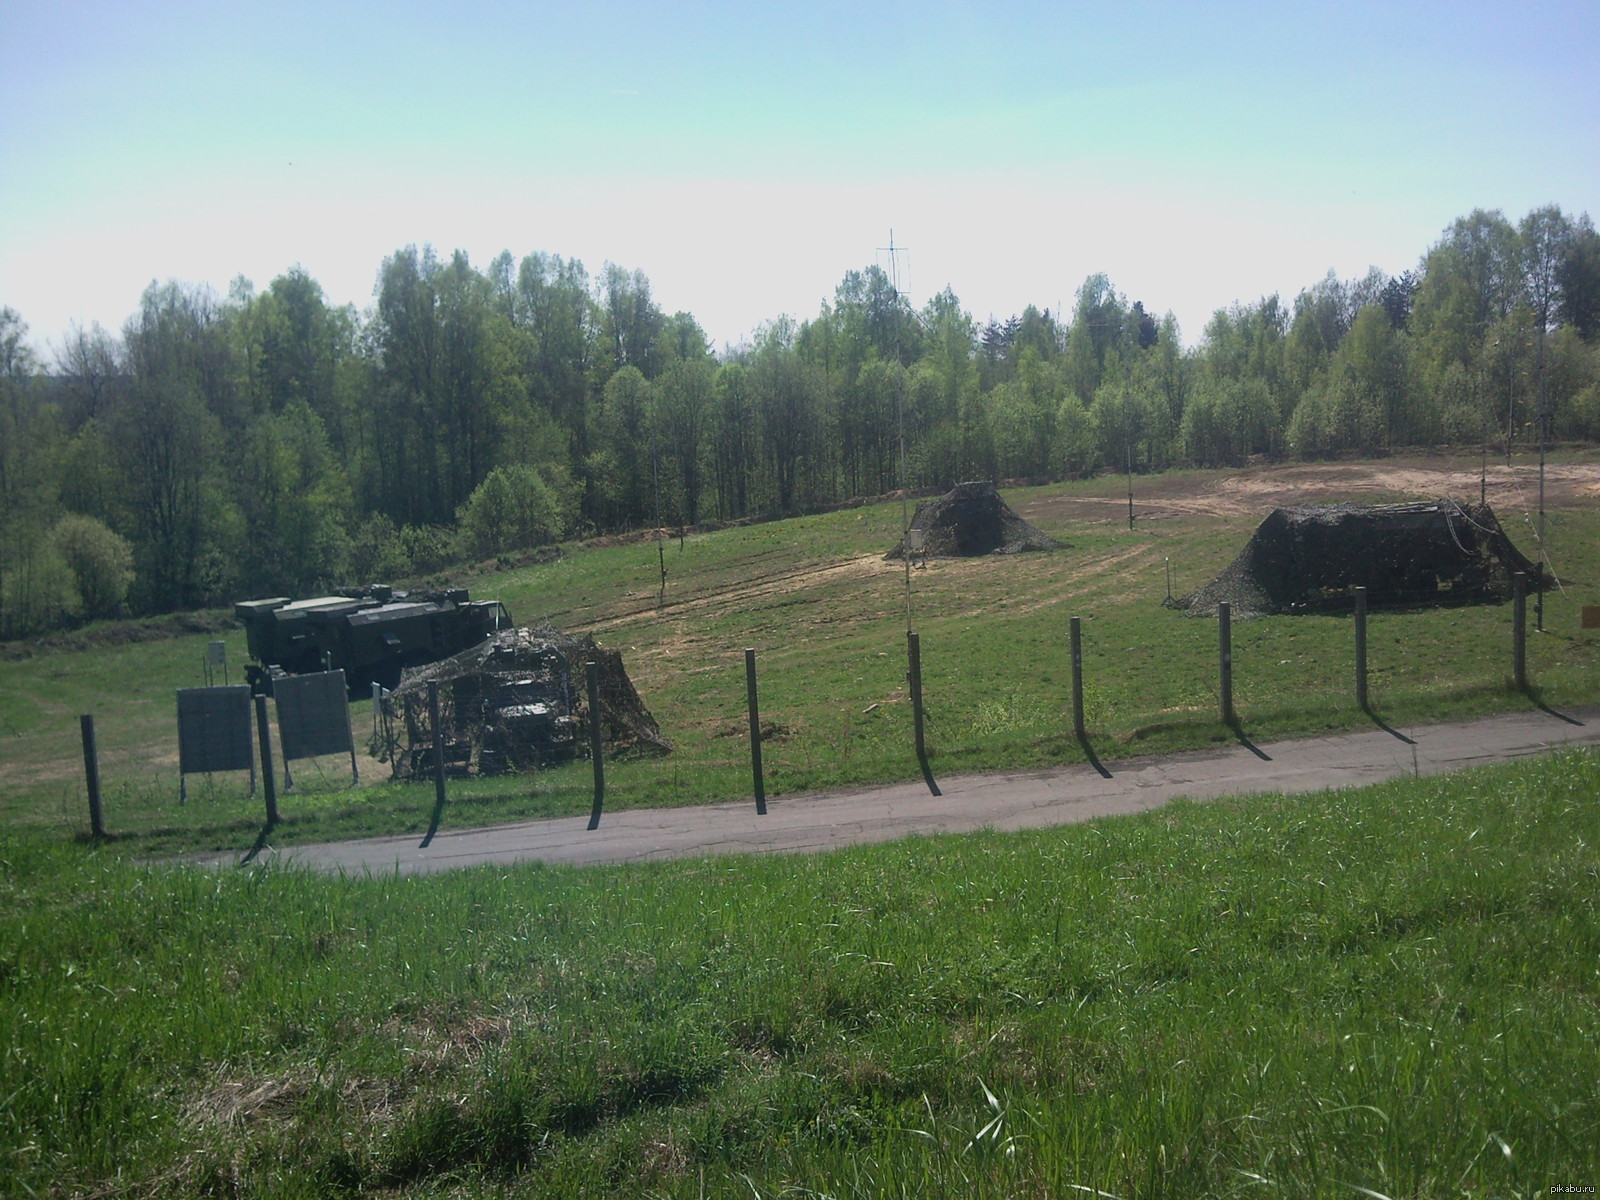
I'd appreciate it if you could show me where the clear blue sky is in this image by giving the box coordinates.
[2,0,1596,356]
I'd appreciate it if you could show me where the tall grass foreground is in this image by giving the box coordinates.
[2,747,1596,1197]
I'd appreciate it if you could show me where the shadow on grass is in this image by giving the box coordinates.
[1361,703,1417,744]
[1075,730,1113,779]
[420,797,445,848]
[239,819,277,866]
[1525,688,1585,727]
[1226,717,1272,761]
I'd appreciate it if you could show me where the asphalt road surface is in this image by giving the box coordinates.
[201,706,1598,876]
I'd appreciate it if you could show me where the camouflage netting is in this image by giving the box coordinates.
[1169,500,1545,618]
[886,481,1063,560]
[386,625,670,778]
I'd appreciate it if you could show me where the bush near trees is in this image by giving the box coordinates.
[49,513,134,620]
[456,463,578,560]
[2,205,1599,634]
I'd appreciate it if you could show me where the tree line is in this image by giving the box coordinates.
[3,205,1598,637]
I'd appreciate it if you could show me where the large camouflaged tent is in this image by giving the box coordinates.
[1170,500,1543,617]
[886,481,1062,560]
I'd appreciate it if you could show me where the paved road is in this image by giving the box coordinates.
[203,706,1598,876]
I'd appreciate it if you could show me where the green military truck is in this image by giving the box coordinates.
[234,586,512,695]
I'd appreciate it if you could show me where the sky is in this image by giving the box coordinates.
[2,0,1597,358]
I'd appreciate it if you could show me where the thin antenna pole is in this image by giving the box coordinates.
[651,398,666,608]
[1125,431,1135,531]
[882,229,913,633]
[1537,320,1547,632]
[901,395,911,631]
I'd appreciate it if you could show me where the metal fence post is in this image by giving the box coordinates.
[416,681,449,848]
[745,648,766,815]
[80,714,105,838]
[1354,586,1368,710]
[253,694,280,827]
[1069,617,1086,739]
[586,661,605,829]
[907,631,941,796]
[1219,601,1234,725]
[1513,571,1528,691]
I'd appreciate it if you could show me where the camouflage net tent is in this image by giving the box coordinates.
[886,481,1062,560]
[1169,500,1544,618]
[386,625,670,778]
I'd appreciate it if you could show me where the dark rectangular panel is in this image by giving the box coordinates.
[275,670,354,761]
[176,686,254,774]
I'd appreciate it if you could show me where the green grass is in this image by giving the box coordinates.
[2,455,1598,857]
[3,748,1597,1196]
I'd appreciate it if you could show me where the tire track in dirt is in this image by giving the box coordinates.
[925,544,1157,621]
[571,555,891,635]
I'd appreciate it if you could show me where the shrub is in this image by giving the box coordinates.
[50,513,134,619]
[456,464,576,560]
[0,538,79,636]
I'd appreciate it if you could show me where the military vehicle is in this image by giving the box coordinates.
[234,586,512,696]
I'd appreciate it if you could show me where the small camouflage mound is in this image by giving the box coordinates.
[1170,500,1544,618]
[886,481,1062,560]
[387,624,669,778]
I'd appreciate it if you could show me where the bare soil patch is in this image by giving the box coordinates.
[1017,454,1600,528]
[579,554,891,637]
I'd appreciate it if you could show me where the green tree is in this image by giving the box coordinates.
[53,320,124,429]
[237,267,351,416]
[837,353,903,497]
[1337,304,1416,445]
[369,245,445,525]
[0,308,68,634]
[596,262,666,382]
[832,265,922,369]
[1410,209,1521,399]
[456,462,575,558]
[1480,308,1539,451]
[588,365,654,530]
[1541,325,1600,439]
[917,289,978,469]
[513,251,595,459]
[709,362,756,519]
[368,247,523,526]
[113,283,237,611]
[1557,214,1600,338]
[986,346,1060,477]
[234,402,354,595]
[1052,390,1095,477]
[1198,295,1289,430]
[752,319,826,515]
[1180,378,1277,466]
[978,313,1020,390]
[655,319,714,523]
[50,513,134,619]
[1062,273,1127,404]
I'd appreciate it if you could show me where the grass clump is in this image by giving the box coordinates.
[2,747,1596,1196]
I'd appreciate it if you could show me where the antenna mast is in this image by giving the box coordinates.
[880,230,914,632]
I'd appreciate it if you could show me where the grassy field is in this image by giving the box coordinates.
[2,455,1596,857]
[3,455,1598,1196]
[2,747,1596,1196]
